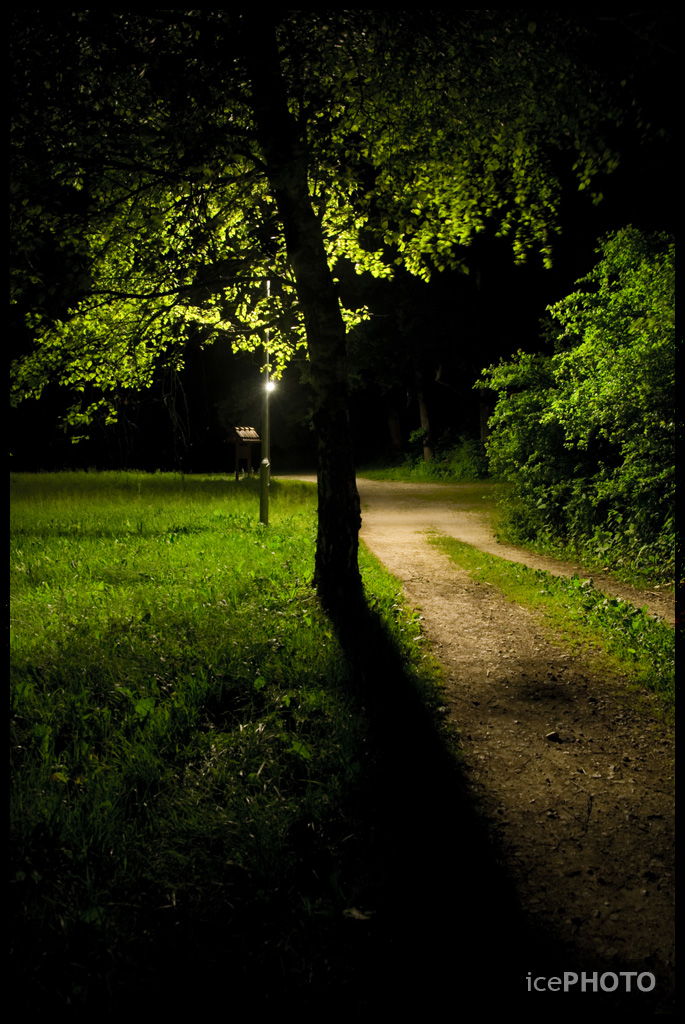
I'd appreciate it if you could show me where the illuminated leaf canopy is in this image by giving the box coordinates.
[11,11,624,434]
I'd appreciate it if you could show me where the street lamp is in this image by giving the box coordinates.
[260,280,275,525]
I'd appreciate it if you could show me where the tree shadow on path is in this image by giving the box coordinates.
[102,596,667,1016]
[314,599,667,1014]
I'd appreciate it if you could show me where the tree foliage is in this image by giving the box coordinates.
[479,227,675,582]
[11,13,625,413]
[11,11,631,602]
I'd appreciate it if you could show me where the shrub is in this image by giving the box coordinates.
[478,228,675,585]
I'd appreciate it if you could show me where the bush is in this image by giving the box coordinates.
[478,228,675,584]
[403,433,490,481]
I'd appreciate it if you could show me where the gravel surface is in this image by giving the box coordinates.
[354,477,675,1011]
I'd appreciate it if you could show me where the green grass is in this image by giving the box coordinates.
[428,533,675,713]
[12,472,675,1011]
[10,471,437,1010]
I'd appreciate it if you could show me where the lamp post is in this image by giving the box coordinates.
[260,280,273,525]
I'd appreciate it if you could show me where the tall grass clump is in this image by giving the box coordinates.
[10,471,433,1010]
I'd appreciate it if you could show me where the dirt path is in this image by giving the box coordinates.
[356,478,675,624]
[353,477,675,1009]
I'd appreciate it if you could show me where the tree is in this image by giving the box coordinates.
[479,228,675,580]
[11,12,628,607]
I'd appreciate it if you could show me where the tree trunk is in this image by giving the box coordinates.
[242,18,362,609]
[414,364,434,461]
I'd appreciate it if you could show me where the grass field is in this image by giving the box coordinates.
[10,472,440,1011]
[12,472,673,1010]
